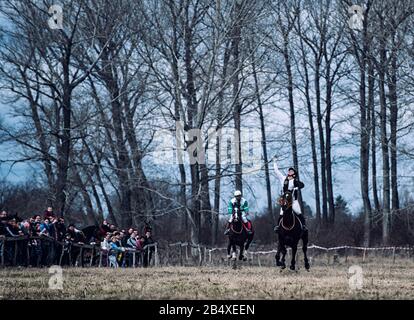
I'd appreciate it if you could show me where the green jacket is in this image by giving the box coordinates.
[228,197,249,215]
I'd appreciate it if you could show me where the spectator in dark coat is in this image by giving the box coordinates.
[0,216,7,236]
[43,207,54,220]
[67,224,85,243]
[55,218,66,242]
[142,230,155,268]
[6,219,23,237]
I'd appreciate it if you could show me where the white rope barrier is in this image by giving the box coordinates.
[307,245,413,251]
[168,242,413,256]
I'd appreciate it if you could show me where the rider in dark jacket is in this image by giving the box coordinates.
[273,158,307,232]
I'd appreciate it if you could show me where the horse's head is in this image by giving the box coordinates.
[279,191,293,209]
[232,206,242,222]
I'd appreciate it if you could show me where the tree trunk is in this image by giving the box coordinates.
[184,3,201,244]
[170,6,188,242]
[213,130,221,246]
[232,1,243,192]
[378,36,390,245]
[252,51,273,220]
[325,78,335,224]
[315,62,328,224]
[388,51,399,217]
[123,100,155,226]
[56,77,72,218]
[199,161,212,244]
[360,15,372,246]
[213,38,231,245]
[73,168,98,226]
[299,30,321,223]
[283,37,301,210]
[369,59,380,212]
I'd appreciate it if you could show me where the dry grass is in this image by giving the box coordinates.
[1,260,414,300]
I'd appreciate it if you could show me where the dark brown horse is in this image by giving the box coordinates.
[275,190,310,271]
[226,207,254,268]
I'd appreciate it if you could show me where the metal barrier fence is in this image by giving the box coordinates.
[0,235,158,268]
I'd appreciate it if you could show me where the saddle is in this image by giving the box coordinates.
[229,219,253,234]
[279,214,302,231]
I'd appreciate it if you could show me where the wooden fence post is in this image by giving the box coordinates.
[89,246,94,267]
[392,247,396,264]
[0,236,5,267]
[26,240,30,266]
[13,240,18,266]
[79,246,84,267]
[132,251,136,268]
[98,249,103,267]
[362,248,366,263]
[155,244,159,267]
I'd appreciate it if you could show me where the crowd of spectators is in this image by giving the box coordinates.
[0,208,155,268]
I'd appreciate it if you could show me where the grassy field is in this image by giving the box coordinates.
[1,260,414,299]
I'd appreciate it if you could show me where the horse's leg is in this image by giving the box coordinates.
[245,234,253,251]
[280,245,287,269]
[275,241,282,267]
[231,243,237,260]
[227,242,232,259]
[290,244,297,271]
[302,231,310,270]
[239,244,245,261]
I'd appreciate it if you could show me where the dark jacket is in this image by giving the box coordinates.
[44,210,54,220]
[55,222,66,241]
[6,224,21,237]
[66,228,86,243]
[0,221,6,236]
[283,178,305,200]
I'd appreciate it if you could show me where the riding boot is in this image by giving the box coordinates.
[244,221,253,235]
[274,215,282,233]
[297,214,307,231]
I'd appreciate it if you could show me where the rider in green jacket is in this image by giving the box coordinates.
[224,190,253,235]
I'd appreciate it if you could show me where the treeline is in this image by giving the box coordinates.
[0,0,414,246]
[2,182,413,246]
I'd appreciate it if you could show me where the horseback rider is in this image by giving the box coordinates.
[273,157,307,232]
[224,190,253,235]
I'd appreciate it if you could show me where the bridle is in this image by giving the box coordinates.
[279,192,295,231]
[230,208,244,234]
[278,194,293,210]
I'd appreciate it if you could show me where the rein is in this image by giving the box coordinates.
[280,202,295,231]
[230,217,244,235]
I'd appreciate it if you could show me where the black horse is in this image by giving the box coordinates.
[226,207,254,266]
[275,190,310,271]
[82,225,103,244]
[81,225,108,266]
